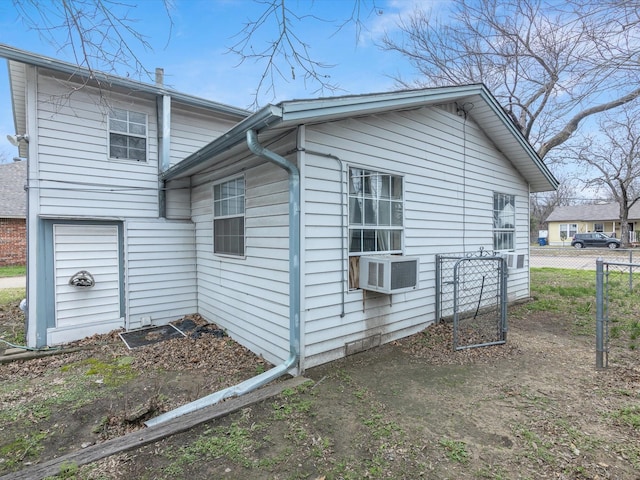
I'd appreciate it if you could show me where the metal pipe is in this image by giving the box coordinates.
[145,129,301,427]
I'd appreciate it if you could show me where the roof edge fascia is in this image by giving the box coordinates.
[278,84,487,124]
[0,43,249,118]
[476,88,559,191]
[162,105,284,180]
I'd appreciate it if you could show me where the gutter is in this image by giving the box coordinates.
[146,129,301,427]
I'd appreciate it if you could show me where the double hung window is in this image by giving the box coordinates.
[214,177,245,256]
[348,168,403,254]
[560,223,577,241]
[493,193,515,251]
[109,108,147,161]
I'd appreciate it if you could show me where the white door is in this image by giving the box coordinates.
[52,224,123,336]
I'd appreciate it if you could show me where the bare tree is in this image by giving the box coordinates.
[571,106,640,246]
[12,1,383,107]
[13,0,173,80]
[381,0,640,161]
[530,177,577,239]
[227,0,382,108]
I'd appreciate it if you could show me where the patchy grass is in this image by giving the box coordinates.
[528,268,640,346]
[2,268,640,479]
[0,287,25,306]
[0,265,25,278]
[439,437,470,464]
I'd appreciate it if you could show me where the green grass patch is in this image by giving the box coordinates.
[0,288,25,305]
[439,437,470,464]
[0,265,25,277]
[0,430,48,470]
[611,405,640,429]
[529,268,640,343]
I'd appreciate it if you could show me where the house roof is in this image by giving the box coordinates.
[0,161,27,218]
[0,43,250,157]
[545,203,640,222]
[162,85,558,193]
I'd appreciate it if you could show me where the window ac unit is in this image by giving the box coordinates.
[359,256,419,294]
[502,252,525,270]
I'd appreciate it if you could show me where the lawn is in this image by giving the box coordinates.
[0,267,638,479]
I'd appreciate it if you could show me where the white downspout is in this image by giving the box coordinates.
[146,129,301,427]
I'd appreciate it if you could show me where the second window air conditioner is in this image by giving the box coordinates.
[358,256,420,294]
[502,252,526,270]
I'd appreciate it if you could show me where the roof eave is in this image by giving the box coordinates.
[162,105,284,181]
[0,43,250,118]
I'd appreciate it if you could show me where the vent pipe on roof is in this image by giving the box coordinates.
[145,129,301,427]
[155,68,164,86]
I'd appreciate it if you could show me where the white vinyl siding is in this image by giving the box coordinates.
[126,220,197,329]
[169,105,241,167]
[301,105,531,368]
[190,139,294,365]
[36,76,159,218]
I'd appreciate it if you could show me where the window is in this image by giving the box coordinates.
[348,168,403,254]
[594,223,604,232]
[109,108,147,161]
[559,223,577,241]
[214,177,245,256]
[493,193,515,251]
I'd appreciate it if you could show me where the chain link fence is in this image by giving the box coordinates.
[530,247,637,270]
[533,247,640,368]
[436,251,507,351]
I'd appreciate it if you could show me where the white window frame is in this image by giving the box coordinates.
[559,223,577,241]
[348,167,404,255]
[493,192,516,251]
[108,108,147,162]
[213,176,245,257]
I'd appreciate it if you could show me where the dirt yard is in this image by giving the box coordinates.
[1,300,639,479]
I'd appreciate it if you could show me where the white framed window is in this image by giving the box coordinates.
[560,223,577,240]
[348,167,403,254]
[493,192,515,251]
[593,223,604,232]
[213,176,245,257]
[109,108,147,161]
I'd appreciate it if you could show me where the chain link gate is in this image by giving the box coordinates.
[436,250,508,350]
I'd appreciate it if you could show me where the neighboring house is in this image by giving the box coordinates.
[545,203,640,246]
[2,43,557,372]
[0,161,27,266]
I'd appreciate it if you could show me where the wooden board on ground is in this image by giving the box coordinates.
[0,376,310,480]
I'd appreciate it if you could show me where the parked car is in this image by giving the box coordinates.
[571,233,621,249]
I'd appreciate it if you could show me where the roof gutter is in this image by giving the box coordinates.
[161,105,283,181]
[146,129,301,427]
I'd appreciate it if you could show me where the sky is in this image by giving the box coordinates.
[0,0,435,163]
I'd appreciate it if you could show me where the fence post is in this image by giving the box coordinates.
[595,257,605,369]
[630,250,633,291]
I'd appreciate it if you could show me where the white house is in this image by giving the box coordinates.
[2,44,557,373]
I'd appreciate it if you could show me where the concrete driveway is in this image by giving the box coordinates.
[0,276,26,289]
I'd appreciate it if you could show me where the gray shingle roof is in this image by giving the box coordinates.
[0,161,27,218]
[545,203,640,222]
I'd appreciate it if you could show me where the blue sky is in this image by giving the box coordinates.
[0,0,434,162]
